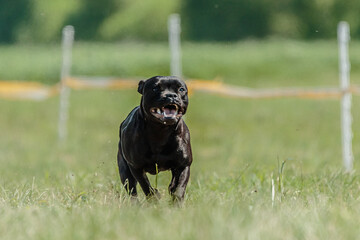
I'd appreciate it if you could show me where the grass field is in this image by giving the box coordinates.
[1,40,360,239]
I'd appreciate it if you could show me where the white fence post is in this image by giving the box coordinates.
[168,14,182,78]
[58,25,74,142]
[338,21,353,171]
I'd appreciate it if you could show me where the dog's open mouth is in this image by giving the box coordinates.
[150,104,182,120]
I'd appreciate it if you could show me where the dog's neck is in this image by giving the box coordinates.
[146,119,180,132]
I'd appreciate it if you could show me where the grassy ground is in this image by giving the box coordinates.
[1,40,360,239]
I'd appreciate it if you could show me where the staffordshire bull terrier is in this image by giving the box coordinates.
[117,76,192,201]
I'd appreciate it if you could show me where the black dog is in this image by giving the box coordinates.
[117,76,192,201]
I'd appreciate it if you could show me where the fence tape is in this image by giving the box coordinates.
[65,77,138,90]
[0,81,59,100]
[0,78,359,101]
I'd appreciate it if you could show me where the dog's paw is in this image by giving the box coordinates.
[171,193,183,202]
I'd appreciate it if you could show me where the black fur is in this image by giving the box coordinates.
[117,76,192,201]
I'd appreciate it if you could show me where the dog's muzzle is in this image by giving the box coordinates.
[150,103,183,121]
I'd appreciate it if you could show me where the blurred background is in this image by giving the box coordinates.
[1,0,360,86]
[2,1,360,238]
[1,0,359,44]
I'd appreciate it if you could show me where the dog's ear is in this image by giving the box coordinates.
[138,80,145,95]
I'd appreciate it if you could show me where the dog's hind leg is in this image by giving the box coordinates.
[117,148,137,196]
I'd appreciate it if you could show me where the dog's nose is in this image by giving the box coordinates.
[165,93,178,99]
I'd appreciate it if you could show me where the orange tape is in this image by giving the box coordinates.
[65,77,138,90]
[0,81,59,100]
[1,78,360,101]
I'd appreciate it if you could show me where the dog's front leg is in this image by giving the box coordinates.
[169,166,190,201]
[129,167,159,198]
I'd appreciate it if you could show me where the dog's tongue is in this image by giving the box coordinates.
[164,108,176,117]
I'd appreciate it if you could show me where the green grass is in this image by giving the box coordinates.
[1,40,360,239]
[1,39,360,86]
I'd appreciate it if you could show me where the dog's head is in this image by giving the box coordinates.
[138,76,189,125]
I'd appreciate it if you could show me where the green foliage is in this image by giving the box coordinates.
[182,0,360,41]
[14,0,80,43]
[182,0,272,41]
[2,0,360,42]
[332,0,360,37]
[99,0,179,41]
[9,0,179,43]
[0,0,31,43]
[65,0,119,40]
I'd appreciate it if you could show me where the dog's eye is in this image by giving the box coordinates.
[179,87,186,93]
[152,87,159,92]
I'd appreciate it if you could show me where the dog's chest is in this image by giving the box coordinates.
[142,140,182,174]
[143,156,173,175]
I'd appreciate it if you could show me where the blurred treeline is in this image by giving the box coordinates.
[0,0,359,43]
